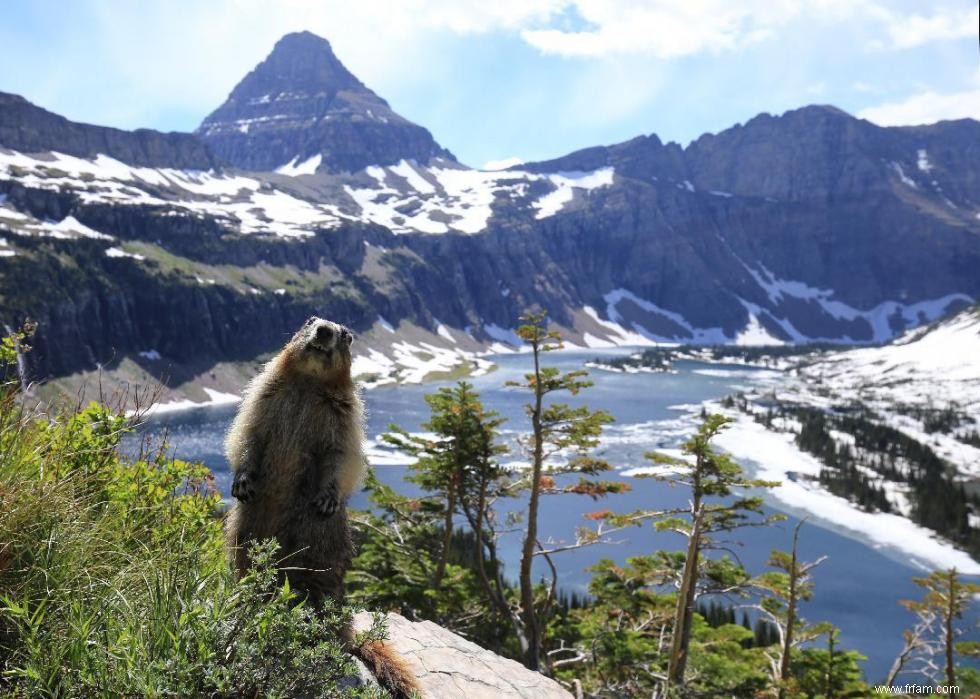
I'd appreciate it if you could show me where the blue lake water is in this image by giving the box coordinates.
[127,348,978,681]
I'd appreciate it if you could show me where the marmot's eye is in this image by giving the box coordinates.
[304,316,316,327]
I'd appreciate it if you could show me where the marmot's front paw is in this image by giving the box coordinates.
[314,482,341,517]
[231,469,258,501]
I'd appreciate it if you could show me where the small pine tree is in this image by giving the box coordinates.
[382,381,506,589]
[752,519,828,696]
[508,310,631,671]
[886,568,980,687]
[642,414,781,688]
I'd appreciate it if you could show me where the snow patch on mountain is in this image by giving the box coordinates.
[434,320,456,343]
[604,288,729,343]
[340,161,614,233]
[343,163,515,234]
[350,341,493,386]
[388,159,436,194]
[798,309,980,423]
[4,212,114,241]
[483,324,523,348]
[46,216,113,240]
[735,313,785,346]
[105,247,145,260]
[581,307,660,347]
[275,154,322,176]
[482,156,525,171]
[889,161,917,188]
[916,149,932,173]
[138,387,242,416]
[532,167,615,219]
[0,148,345,237]
[745,263,970,342]
[427,167,508,234]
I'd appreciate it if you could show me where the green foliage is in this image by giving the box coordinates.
[895,568,980,687]
[351,383,517,654]
[348,471,511,650]
[552,556,771,697]
[0,333,374,697]
[509,310,632,671]
[381,382,509,589]
[640,414,782,688]
[552,556,676,695]
[789,630,868,698]
[0,321,34,366]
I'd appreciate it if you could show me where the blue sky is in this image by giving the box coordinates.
[1,0,977,168]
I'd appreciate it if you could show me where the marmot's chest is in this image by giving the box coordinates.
[272,390,353,449]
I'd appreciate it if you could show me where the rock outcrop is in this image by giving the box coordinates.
[352,612,571,698]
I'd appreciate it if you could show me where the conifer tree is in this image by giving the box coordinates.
[752,519,828,696]
[642,414,781,688]
[887,568,980,687]
[382,381,505,589]
[792,629,868,698]
[508,310,630,671]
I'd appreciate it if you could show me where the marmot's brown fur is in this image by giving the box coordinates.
[224,316,421,698]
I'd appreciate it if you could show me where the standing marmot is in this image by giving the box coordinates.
[224,316,420,698]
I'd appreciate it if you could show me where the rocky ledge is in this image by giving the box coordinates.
[351,612,571,698]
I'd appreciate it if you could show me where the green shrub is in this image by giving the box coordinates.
[0,365,378,696]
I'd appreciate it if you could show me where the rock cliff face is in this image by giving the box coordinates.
[1,31,979,390]
[0,92,217,169]
[196,32,453,173]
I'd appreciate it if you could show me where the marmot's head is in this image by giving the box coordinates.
[284,316,355,384]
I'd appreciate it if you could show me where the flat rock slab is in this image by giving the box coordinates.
[353,612,572,699]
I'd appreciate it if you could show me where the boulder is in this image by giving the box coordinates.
[352,612,572,699]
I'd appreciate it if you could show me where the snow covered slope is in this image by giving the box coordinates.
[0,149,614,238]
[692,306,980,572]
[790,307,980,476]
[798,307,980,412]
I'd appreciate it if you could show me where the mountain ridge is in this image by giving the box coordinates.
[0,91,219,170]
[1,31,978,391]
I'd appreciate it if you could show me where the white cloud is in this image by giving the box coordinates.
[858,87,980,126]
[5,0,976,160]
[873,4,979,50]
[515,1,977,58]
[520,1,805,58]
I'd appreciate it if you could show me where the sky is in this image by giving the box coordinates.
[0,0,978,168]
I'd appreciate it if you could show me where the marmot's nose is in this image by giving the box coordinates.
[315,324,334,345]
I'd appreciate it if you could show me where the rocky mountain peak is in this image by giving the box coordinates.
[222,32,366,105]
[196,31,453,174]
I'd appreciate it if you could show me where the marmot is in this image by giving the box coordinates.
[225,316,421,698]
